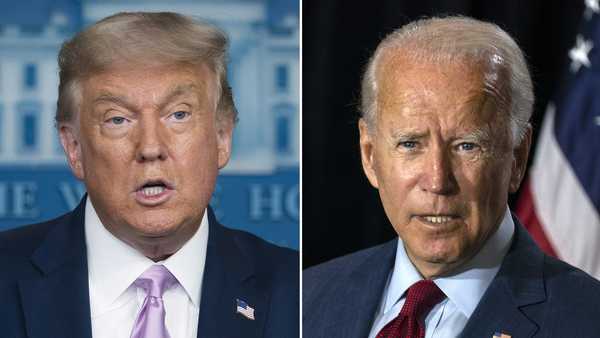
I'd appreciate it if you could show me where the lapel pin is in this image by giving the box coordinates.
[493,332,511,338]
[236,298,255,320]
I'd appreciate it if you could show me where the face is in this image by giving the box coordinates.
[59,63,233,261]
[359,54,530,278]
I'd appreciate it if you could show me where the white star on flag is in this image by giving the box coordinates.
[569,35,593,73]
[585,0,600,19]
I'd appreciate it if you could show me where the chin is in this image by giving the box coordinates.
[420,243,461,264]
[421,252,454,265]
[131,219,180,238]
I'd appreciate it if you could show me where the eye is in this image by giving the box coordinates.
[457,142,477,151]
[106,116,128,125]
[170,111,190,121]
[399,141,418,149]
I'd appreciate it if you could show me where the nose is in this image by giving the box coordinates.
[135,118,167,162]
[418,146,458,195]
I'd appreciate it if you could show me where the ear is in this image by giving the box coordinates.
[216,118,234,169]
[359,118,380,189]
[59,123,85,180]
[509,125,532,193]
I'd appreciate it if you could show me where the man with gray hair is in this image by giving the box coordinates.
[304,16,600,338]
[0,12,298,338]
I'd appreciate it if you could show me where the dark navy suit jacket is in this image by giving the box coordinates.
[304,217,600,338]
[0,197,299,338]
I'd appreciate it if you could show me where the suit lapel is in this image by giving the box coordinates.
[18,198,92,338]
[319,240,398,338]
[197,208,269,338]
[460,218,546,338]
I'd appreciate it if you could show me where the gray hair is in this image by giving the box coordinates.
[56,11,237,126]
[361,16,533,145]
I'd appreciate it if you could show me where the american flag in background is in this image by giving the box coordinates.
[516,0,600,280]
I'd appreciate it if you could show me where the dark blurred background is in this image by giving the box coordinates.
[303,1,585,268]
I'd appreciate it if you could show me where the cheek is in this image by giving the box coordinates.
[179,127,218,162]
[456,158,510,236]
[374,146,422,186]
[81,134,133,177]
[475,159,511,202]
[454,156,505,199]
[375,154,421,220]
[174,129,219,183]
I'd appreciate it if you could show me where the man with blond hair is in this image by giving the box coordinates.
[0,12,298,338]
[304,16,600,338]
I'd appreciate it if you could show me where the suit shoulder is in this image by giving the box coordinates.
[219,224,298,275]
[303,240,396,302]
[304,241,393,282]
[529,255,600,334]
[220,224,297,260]
[543,254,600,296]
[0,214,70,280]
[0,215,66,256]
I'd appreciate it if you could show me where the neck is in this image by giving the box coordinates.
[149,253,173,262]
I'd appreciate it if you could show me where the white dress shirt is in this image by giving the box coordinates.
[368,207,515,338]
[85,198,209,338]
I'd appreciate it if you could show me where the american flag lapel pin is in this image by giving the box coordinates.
[492,332,511,338]
[236,298,255,320]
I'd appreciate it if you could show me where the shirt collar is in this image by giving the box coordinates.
[162,210,208,309]
[85,197,209,316]
[384,207,515,318]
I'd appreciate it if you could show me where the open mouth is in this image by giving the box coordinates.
[415,214,460,225]
[140,182,167,197]
[422,215,455,224]
[134,179,174,205]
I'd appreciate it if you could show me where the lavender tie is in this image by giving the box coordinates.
[130,265,177,338]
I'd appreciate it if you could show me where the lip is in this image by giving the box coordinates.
[134,179,175,191]
[133,179,175,206]
[413,214,461,227]
[134,187,174,206]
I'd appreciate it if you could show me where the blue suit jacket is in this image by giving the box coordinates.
[0,197,299,338]
[303,217,600,337]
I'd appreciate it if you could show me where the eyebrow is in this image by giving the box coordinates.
[389,127,492,144]
[92,83,200,111]
[459,127,492,143]
[390,130,428,140]
[93,92,131,109]
[161,84,199,105]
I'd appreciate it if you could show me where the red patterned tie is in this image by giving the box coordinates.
[376,280,446,338]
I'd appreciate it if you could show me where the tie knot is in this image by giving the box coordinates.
[134,265,177,298]
[400,280,446,319]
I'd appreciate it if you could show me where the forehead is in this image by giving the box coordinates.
[81,63,215,104]
[376,51,501,130]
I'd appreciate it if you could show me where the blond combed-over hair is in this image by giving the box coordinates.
[56,11,237,126]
